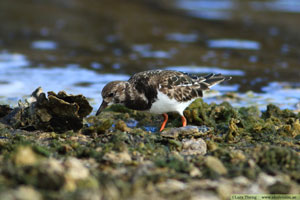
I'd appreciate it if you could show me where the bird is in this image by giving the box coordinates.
[96,69,231,131]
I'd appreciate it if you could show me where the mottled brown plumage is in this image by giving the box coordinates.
[128,70,230,102]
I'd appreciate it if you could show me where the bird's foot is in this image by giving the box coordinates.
[159,113,168,132]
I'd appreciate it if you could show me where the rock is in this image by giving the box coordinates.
[115,120,131,132]
[181,138,207,156]
[64,157,90,180]
[268,182,291,194]
[161,125,213,139]
[205,156,228,175]
[103,151,132,164]
[13,146,38,166]
[190,167,202,177]
[37,159,65,190]
[258,173,276,188]
[156,179,187,194]
[190,192,219,200]
[206,141,218,151]
[0,105,12,118]
[0,186,42,200]
[41,158,64,175]
[15,186,42,200]
[217,182,233,200]
[233,176,251,186]
[1,87,93,132]
[64,157,91,191]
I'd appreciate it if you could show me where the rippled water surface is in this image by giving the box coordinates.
[0,0,299,111]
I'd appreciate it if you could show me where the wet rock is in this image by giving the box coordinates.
[161,125,213,139]
[180,138,207,156]
[1,87,93,132]
[0,105,12,118]
[205,156,228,175]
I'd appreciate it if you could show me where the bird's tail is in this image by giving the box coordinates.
[202,73,232,88]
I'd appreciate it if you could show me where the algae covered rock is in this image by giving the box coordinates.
[161,125,213,139]
[1,87,93,132]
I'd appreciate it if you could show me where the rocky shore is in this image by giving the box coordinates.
[0,89,299,200]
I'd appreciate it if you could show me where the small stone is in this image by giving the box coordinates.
[230,150,246,163]
[42,158,64,174]
[63,157,90,191]
[206,141,218,151]
[15,186,42,200]
[205,156,228,175]
[115,120,131,132]
[181,138,207,155]
[191,192,219,200]
[64,157,90,180]
[217,183,233,200]
[233,176,250,186]
[14,146,38,166]
[0,186,42,200]
[103,151,132,164]
[258,173,276,188]
[161,129,179,138]
[156,179,187,194]
[190,167,202,177]
[268,182,291,194]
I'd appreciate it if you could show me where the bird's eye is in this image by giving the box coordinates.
[108,93,114,97]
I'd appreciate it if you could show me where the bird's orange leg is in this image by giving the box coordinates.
[181,115,187,127]
[159,113,168,132]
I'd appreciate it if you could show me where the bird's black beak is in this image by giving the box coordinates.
[96,101,108,116]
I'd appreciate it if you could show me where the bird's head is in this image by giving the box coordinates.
[96,81,127,116]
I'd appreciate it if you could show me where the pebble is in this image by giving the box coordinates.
[205,156,228,175]
[181,138,207,155]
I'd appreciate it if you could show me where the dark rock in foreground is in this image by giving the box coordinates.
[1,87,92,132]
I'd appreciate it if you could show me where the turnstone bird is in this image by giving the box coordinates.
[96,69,231,131]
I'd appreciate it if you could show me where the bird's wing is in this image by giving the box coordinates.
[128,70,231,102]
[157,70,211,102]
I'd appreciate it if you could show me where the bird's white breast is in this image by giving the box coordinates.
[149,90,195,115]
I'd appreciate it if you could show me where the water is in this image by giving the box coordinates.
[0,0,299,112]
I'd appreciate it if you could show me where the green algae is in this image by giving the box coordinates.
[0,99,300,199]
